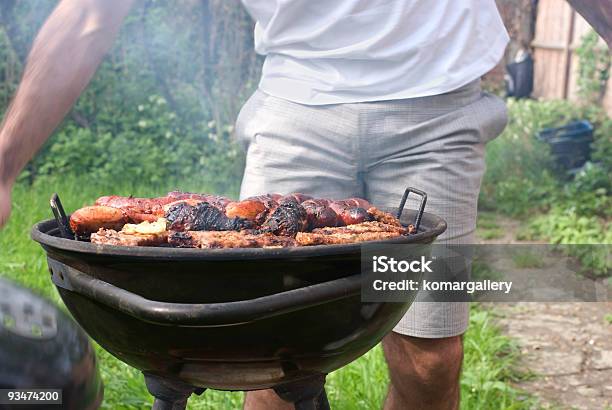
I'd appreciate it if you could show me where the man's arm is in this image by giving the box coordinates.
[567,0,612,48]
[0,0,136,227]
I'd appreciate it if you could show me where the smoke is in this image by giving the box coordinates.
[117,0,261,129]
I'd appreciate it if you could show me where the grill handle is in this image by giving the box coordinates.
[49,260,361,327]
[50,193,74,239]
[396,187,427,232]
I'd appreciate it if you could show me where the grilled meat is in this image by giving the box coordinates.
[329,203,372,225]
[162,199,206,213]
[90,228,168,247]
[70,192,412,248]
[333,198,371,208]
[246,193,283,203]
[87,211,411,248]
[121,218,168,235]
[296,231,403,245]
[225,199,269,223]
[95,195,171,217]
[95,192,230,216]
[306,221,408,235]
[366,207,403,227]
[225,193,311,223]
[301,200,340,229]
[165,202,252,231]
[169,230,297,248]
[261,198,308,236]
[70,206,129,236]
[167,191,231,210]
[282,193,313,203]
[295,221,407,245]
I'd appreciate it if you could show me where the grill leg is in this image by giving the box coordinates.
[273,374,330,410]
[143,373,203,410]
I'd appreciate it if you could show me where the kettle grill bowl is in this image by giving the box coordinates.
[31,209,446,390]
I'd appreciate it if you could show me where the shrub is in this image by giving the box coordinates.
[480,99,611,219]
[520,207,611,277]
[26,95,244,194]
[480,99,567,215]
[575,30,611,107]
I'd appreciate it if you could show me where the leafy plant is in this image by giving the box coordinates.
[511,250,545,269]
[575,30,611,106]
[480,99,568,216]
[521,207,611,277]
[27,95,244,193]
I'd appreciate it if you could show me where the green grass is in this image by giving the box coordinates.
[471,259,504,282]
[0,178,538,409]
[511,250,546,269]
[477,213,505,240]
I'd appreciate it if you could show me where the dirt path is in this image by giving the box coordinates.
[476,214,612,410]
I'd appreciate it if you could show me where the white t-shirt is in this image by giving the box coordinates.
[241,0,509,105]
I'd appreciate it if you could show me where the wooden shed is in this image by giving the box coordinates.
[532,0,612,113]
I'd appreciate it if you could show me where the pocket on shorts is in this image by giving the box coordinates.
[474,92,509,144]
[234,89,267,151]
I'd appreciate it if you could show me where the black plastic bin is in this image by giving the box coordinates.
[536,120,594,170]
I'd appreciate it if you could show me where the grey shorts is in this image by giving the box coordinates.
[235,80,508,338]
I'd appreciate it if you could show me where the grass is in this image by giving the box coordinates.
[0,178,538,409]
[511,250,546,269]
[476,213,505,240]
[472,259,504,282]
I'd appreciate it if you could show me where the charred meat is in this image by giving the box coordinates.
[261,198,308,236]
[165,202,253,232]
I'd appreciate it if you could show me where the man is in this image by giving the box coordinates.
[0,1,607,410]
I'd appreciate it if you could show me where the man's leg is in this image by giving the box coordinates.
[363,81,508,410]
[235,90,362,410]
[244,389,292,410]
[383,334,463,410]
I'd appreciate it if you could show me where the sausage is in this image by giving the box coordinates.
[301,200,340,229]
[225,199,268,222]
[329,201,372,225]
[69,206,129,236]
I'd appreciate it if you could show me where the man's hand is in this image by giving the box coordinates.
[0,0,136,228]
[0,182,11,229]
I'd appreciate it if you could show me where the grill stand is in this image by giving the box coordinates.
[273,374,330,410]
[144,373,204,410]
[143,373,330,410]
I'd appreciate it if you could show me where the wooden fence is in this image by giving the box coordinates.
[532,0,612,113]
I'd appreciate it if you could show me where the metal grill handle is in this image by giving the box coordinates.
[49,260,362,327]
[50,193,74,239]
[396,187,427,232]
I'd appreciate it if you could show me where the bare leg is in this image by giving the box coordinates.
[244,389,293,410]
[383,333,463,410]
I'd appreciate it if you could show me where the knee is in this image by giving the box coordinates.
[383,333,464,393]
